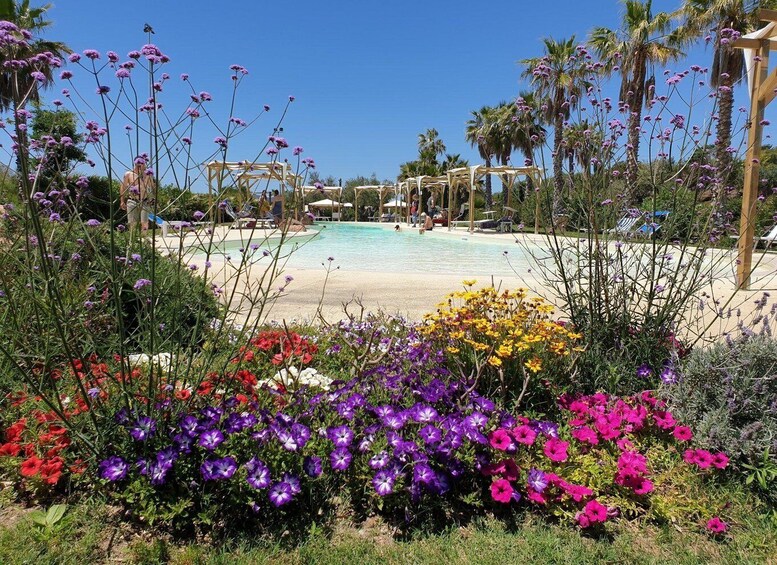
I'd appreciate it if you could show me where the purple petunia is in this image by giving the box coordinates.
[201,457,237,481]
[527,468,549,493]
[413,463,435,486]
[369,451,390,470]
[303,455,323,478]
[372,470,395,496]
[130,416,156,442]
[198,429,224,451]
[99,456,128,481]
[327,425,354,447]
[245,457,271,489]
[636,364,652,379]
[330,447,352,471]
[419,425,442,445]
[412,404,439,423]
[269,481,293,507]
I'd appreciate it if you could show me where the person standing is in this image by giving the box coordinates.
[427,194,435,216]
[120,158,153,234]
[410,196,418,227]
[270,189,284,223]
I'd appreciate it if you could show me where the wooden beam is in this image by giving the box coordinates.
[732,37,777,50]
[733,37,762,49]
[758,65,777,105]
[737,40,771,289]
[760,8,777,23]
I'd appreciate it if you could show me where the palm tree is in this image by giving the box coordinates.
[589,1,682,205]
[522,36,587,219]
[0,0,71,112]
[417,128,446,167]
[465,106,499,207]
[677,0,777,188]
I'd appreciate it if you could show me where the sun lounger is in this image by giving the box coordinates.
[606,215,641,235]
[149,213,196,237]
[224,200,256,229]
[758,224,777,249]
[727,223,777,249]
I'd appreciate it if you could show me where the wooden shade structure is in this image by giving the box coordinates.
[445,165,543,232]
[733,9,777,289]
[353,184,396,221]
[399,175,448,223]
[299,185,343,221]
[205,160,299,221]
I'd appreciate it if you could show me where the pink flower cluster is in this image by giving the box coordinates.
[480,392,731,530]
[683,449,729,470]
[615,451,653,495]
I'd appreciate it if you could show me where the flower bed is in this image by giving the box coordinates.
[0,313,733,536]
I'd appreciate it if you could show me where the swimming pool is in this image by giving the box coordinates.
[211,223,531,276]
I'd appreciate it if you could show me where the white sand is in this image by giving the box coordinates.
[156,223,777,338]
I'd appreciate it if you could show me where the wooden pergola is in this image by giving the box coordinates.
[733,9,777,289]
[445,165,543,232]
[400,175,448,223]
[205,160,299,220]
[299,185,343,221]
[353,184,396,221]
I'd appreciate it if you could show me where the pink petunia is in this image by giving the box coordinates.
[571,426,599,445]
[563,482,593,502]
[502,459,520,481]
[633,478,654,495]
[694,449,713,469]
[490,478,514,504]
[706,516,728,534]
[489,429,514,452]
[511,425,537,445]
[480,461,506,476]
[543,438,569,463]
[584,499,608,523]
[672,426,693,442]
[526,488,547,505]
[712,452,729,469]
[653,410,676,430]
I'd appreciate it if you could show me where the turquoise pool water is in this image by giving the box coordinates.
[214,223,530,276]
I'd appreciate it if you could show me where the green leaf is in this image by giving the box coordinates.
[28,510,47,527]
[45,504,67,526]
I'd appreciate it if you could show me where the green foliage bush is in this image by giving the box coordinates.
[664,336,777,470]
[0,221,220,358]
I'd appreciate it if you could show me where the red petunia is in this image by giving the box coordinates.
[20,455,43,477]
[0,443,21,457]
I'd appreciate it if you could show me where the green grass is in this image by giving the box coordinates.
[0,499,775,565]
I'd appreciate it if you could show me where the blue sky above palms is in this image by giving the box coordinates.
[45,0,763,187]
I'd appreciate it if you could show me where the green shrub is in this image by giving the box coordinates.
[663,336,777,471]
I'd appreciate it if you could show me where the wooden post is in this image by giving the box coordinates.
[737,39,770,289]
[534,171,541,235]
[469,166,476,232]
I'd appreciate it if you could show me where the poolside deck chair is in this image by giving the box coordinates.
[148,213,192,237]
[224,200,256,229]
[757,224,777,249]
[636,211,670,239]
[607,215,641,235]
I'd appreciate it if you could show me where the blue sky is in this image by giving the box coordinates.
[44,0,752,187]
